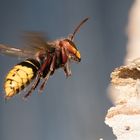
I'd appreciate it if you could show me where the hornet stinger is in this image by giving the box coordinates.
[0,18,89,100]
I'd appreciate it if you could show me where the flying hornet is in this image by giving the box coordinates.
[0,18,89,100]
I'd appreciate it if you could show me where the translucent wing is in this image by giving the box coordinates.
[22,32,55,53]
[0,44,36,58]
[0,32,55,58]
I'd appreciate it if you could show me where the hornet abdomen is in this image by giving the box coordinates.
[4,59,40,99]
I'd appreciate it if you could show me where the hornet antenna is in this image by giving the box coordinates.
[70,17,89,41]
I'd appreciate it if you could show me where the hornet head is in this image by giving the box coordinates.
[60,17,89,62]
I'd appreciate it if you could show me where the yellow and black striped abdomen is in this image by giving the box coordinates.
[4,59,40,99]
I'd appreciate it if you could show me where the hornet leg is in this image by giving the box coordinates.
[61,47,71,77]
[61,47,68,64]
[63,60,72,77]
[39,55,56,94]
[23,55,52,99]
[23,73,41,99]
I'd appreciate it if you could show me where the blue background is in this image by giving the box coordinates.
[0,0,133,140]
